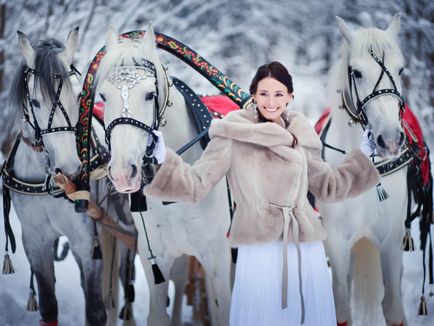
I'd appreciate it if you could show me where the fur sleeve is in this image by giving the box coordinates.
[143,136,232,203]
[307,149,380,202]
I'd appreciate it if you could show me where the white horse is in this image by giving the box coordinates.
[5,28,136,326]
[95,25,232,326]
[318,14,411,326]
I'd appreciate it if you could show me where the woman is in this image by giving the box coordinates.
[144,61,380,326]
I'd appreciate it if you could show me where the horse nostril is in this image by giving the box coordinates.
[130,164,138,178]
[398,132,405,146]
[55,168,62,174]
[377,135,386,149]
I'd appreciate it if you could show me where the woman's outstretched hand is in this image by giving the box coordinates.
[148,130,167,164]
[360,128,377,157]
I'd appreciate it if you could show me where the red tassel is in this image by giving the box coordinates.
[337,322,348,326]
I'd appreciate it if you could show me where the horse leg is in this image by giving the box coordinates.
[169,255,188,326]
[326,238,352,325]
[196,242,231,326]
[21,228,58,324]
[118,242,137,326]
[67,226,106,326]
[99,226,120,326]
[379,241,406,325]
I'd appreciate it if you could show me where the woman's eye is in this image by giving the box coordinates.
[31,99,40,108]
[398,67,404,76]
[145,92,155,101]
[352,70,363,79]
[259,92,267,97]
[100,94,106,102]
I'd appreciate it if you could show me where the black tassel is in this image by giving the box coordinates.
[418,296,428,315]
[130,191,148,212]
[118,302,132,321]
[127,284,135,302]
[150,258,165,284]
[2,253,15,274]
[401,229,415,251]
[26,290,38,311]
[429,285,433,298]
[376,183,389,201]
[104,290,116,310]
[92,238,103,260]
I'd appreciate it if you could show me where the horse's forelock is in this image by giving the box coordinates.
[350,28,404,65]
[33,38,72,106]
[96,40,152,86]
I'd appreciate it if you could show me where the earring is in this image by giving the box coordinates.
[252,101,258,120]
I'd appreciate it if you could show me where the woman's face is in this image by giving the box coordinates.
[253,77,292,123]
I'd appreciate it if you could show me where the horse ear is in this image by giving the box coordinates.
[63,26,79,64]
[143,23,156,49]
[386,13,401,37]
[17,31,35,67]
[105,26,119,52]
[336,16,354,44]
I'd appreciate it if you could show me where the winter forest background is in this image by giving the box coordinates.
[0,0,433,325]
[0,0,432,152]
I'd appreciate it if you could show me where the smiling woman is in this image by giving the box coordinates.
[250,62,294,126]
[144,60,381,325]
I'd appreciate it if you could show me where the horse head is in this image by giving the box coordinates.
[97,24,168,193]
[10,28,82,177]
[337,14,406,158]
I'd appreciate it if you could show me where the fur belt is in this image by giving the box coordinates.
[269,203,305,325]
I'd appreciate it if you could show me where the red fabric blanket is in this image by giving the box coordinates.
[200,95,240,119]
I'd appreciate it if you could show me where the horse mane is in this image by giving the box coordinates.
[327,27,405,106]
[8,38,72,125]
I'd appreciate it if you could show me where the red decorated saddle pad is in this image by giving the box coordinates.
[314,105,430,187]
[200,95,240,119]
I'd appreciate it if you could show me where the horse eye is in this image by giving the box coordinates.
[398,67,404,76]
[352,70,363,79]
[31,99,41,108]
[100,93,106,102]
[145,92,155,101]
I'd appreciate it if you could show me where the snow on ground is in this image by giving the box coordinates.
[0,198,191,325]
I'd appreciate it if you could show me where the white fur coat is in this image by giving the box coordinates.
[144,106,380,246]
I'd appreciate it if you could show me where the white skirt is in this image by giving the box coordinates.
[230,241,336,326]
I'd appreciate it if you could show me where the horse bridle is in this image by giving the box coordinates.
[344,49,405,127]
[23,65,80,149]
[104,58,168,165]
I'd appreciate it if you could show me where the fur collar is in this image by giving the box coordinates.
[209,105,322,158]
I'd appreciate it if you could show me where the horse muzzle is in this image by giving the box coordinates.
[375,131,405,158]
[107,163,141,193]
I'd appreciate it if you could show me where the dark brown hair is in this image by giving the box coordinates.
[249,61,294,95]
